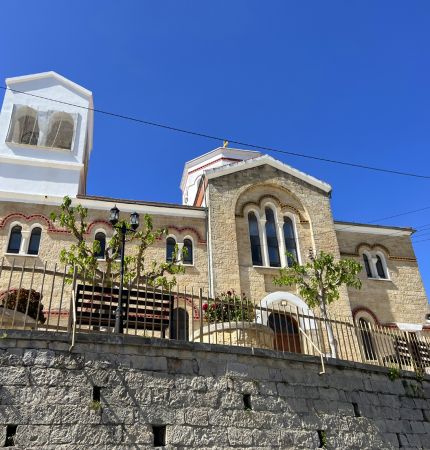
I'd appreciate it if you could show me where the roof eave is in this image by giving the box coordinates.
[204,155,332,194]
[6,71,93,99]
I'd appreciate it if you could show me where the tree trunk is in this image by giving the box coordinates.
[319,299,338,358]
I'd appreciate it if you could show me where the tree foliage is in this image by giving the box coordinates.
[274,251,362,309]
[50,196,184,288]
[273,250,362,357]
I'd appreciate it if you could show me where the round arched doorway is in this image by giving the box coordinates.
[258,291,316,355]
[268,312,301,353]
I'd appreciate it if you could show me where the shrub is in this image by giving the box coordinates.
[202,291,255,323]
[0,289,46,324]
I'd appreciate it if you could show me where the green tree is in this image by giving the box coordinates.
[50,196,184,288]
[273,250,362,358]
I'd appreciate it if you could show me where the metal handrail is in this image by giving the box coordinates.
[297,324,326,375]
[68,267,78,352]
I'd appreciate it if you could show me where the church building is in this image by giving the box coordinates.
[0,71,428,336]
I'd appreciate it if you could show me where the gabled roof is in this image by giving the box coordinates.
[204,154,332,193]
[6,71,93,99]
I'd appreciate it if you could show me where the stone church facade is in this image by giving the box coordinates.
[0,71,428,334]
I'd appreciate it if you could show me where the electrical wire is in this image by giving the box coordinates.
[1,85,430,180]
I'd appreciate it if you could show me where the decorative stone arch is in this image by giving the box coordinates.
[86,220,113,235]
[257,291,317,330]
[235,186,309,223]
[164,226,206,244]
[355,243,391,258]
[352,306,380,326]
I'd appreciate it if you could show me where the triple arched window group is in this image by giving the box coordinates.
[6,225,42,256]
[166,237,193,265]
[362,252,388,280]
[248,206,298,268]
[7,105,75,150]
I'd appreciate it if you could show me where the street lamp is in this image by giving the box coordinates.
[109,206,139,334]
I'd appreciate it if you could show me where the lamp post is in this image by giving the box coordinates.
[109,206,139,334]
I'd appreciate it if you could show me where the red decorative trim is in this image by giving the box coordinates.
[86,220,113,235]
[0,213,69,234]
[352,306,381,325]
[188,157,243,176]
[166,225,206,244]
[0,213,113,236]
[173,295,201,319]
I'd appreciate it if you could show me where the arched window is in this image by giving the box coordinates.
[94,232,106,259]
[7,225,22,254]
[7,106,40,146]
[248,212,262,266]
[46,113,74,149]
[283,217,297,266]
[183,239,193,265]
[375,255,387,279]
[363,254,372,278]
[265,207,280,267]
[19,114,39,145]
[27,227,42,255]
[166,237,176,263]
[359,318,376,360]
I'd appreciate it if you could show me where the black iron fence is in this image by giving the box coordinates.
[0,258,429,376]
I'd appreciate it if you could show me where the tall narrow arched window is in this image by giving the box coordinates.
[359,318,376,360]
[166,237,176,263]
[17,110,39,145]
[46,113,74,149]
[375,255,387,279]
[265,207,280,267]
[94,232,106,260]
[283,217,297,266]
[7,225,22,254]
[248,212,262,266]
[7,106,40,146]
[27,227,42,255]
[363,254,372,278]
[183,239,193,265]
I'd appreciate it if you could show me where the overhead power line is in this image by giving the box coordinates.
[1,86,430,180]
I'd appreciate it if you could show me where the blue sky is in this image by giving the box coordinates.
[2,1,430,298]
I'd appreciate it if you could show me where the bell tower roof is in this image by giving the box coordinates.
[180,147,262,205]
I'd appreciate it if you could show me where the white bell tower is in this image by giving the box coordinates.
[0,71,94,202]
[180,147,262,206]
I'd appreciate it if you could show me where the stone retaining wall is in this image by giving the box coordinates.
[0,331,428,449]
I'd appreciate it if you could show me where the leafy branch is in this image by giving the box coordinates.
[51,196,184,288]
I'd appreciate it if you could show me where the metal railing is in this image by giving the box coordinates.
[0,258,429,376]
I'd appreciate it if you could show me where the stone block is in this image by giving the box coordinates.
[166,425,194,446]
[0,366,28,385]
[227,426,253,446]
[122,423,153,445]
[14,424,51,447]
[193,426,229,447]
[252,429,280,447]
[101,406,134,425]
[184,407,210,426]
[73,424,123,445]
[174,375,207,392]
[49,425,78,444]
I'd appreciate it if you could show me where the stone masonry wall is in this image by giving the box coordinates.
[0,331,428,449]
[336,230,429,325]
[207,165,353,317]
[0,201,209,308]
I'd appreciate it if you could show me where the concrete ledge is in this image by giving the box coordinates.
[0,328,428,381]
